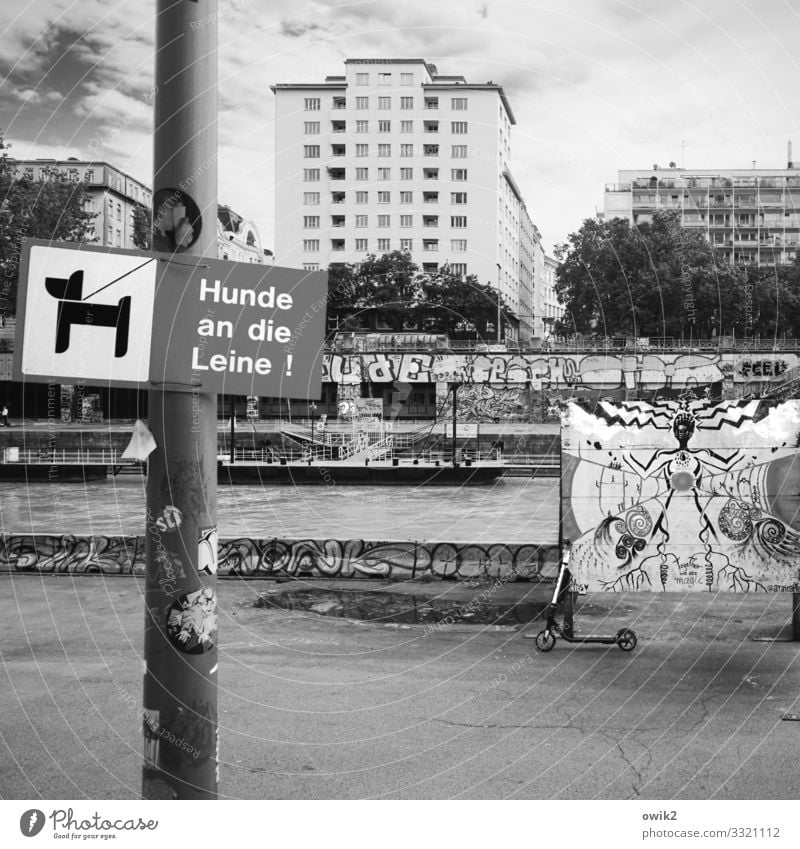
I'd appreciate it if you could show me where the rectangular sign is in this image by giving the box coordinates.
[561,398,800,593]
[13,239,328,398]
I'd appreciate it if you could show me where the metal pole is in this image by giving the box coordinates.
[230,396,235,464]
[451,383,457,465]
[793,591,800,641]
[143,0,219,800]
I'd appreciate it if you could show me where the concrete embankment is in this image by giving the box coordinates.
[0,534,560,582]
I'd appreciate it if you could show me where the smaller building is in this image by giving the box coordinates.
[217,204,272,264]
[532,254,562,339]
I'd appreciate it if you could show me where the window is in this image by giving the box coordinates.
[355,238,368,251]
[451,97,468,110]
[451,145,468,158]
[304,145,320,158]
[377,238,391,251]
[356,72,369,85]
[303,263,320,271]
[303,216,320,228]
[84,169,94,182]
[378,167,391,180]
[423,262,438,272]
[451,168,468,181]
[400,73,414,86]
[451,215,467,227]
[378,73,392,86]
[400,120,413,133]
[451,239,467,252]
[356,96,369,109]
[356,143,369,157]
[451,121,468,134]
[400,238,413,250]
[378,143,391,157]
[303,239,320,251]
[400,144,414,157]
[303,168,320,181]
[400,215,413,227]
[450,263,467,275]
[378,214,390,227]
[400,191,413,203]
[356,167,369,180]
[356,120,368,133]
[378,192,391,204]
[355,215,368,227]
[378,120,391,132]
[304,121,320,134]
[304,98,321,110]
[68,168,79,182]
[356,191,369,203]
[400,167,413,180]
[378,96,391,110]
[400,96,414,110]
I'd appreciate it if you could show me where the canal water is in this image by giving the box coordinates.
[0,477,558,542]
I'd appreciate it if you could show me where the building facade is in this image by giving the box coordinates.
[272,58,538,338]
[217,204,271,263]
[10,157,152,249]
[604,162,800,266]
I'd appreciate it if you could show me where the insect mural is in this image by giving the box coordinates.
[561,398,800,592]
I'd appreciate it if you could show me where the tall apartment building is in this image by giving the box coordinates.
[272,58,535,338]
[10,157,152,249]
[604,157,800,266]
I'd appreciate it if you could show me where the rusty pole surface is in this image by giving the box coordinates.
[142,0,219,799]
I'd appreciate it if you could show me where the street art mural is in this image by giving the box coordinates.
[561,398,800,592]
[322,351,800,392]
[0,535,559,582]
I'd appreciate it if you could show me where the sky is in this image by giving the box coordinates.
[2,0,800,257]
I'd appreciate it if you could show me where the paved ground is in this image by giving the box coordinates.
[1,573,799,800]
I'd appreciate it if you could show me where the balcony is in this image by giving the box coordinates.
[332,97,346,109]
[327,167,346,180]
[331,191,345,204]
[424,98,439,109]
[422,240,439,251]
[424,121,439,133]
[331,145,346,157]
[331,216,345,227]
[423,145,439,156]
[331,121,346,133]
[423,192,439,204]
[423,169,439,180]
[422,216,439,227]
[331,240,345,251]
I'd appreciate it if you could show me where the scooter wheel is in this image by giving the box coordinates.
[535,630,556,652]
[616,628,637,651]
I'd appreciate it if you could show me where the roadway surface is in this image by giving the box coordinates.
[1,574,798,800]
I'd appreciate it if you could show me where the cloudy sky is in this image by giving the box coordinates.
[2,0,800,257]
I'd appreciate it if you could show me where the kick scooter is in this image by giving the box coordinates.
[534,552,637,652]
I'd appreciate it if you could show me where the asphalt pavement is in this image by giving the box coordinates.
[1,573,798,800]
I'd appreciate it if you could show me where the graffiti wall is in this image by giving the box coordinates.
[322,352,799,392]
[0,535,559,582]
[561,399,800,592]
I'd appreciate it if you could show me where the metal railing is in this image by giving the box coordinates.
[1,448,132,465]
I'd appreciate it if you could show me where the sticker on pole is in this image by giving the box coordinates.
[13,239,328,398]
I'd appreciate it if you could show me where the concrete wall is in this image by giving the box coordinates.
[0,535,559,582]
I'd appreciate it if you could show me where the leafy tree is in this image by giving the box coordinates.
[554,211,743,338]
[1,132,96,315]
[419,263,510,339]
[131,202,152,250]
[355,250,422,331]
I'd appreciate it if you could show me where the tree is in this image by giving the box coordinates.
[420,264,509,339]
[1,132,96,315]
[131,202,152,250]
[554,211,743,338]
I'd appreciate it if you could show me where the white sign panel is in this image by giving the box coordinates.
[20,244,156,384]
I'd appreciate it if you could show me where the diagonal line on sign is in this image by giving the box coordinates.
[81,257,157,301]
